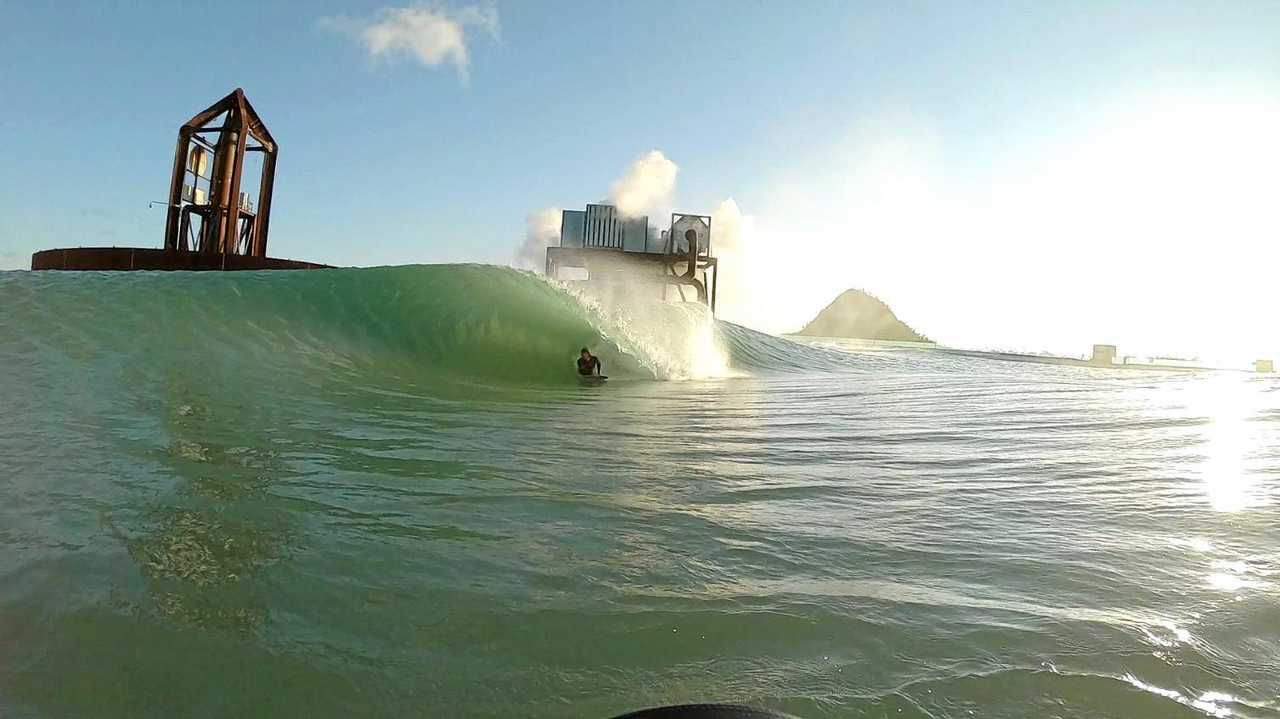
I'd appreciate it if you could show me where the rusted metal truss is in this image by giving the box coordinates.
[31,89,327,271]
[163,88,278,258]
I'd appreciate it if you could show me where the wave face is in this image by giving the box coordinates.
[0,264,849,388]
[2,264,1278,719]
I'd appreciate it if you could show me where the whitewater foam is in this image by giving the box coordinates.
[552,276,740,381]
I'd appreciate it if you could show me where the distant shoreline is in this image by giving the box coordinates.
[788,335,1265,374]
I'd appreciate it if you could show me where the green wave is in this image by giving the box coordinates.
[0,264,855,389]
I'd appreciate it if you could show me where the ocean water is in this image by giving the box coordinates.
[1,265,1277,719]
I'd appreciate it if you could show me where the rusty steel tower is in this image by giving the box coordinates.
[32,88,326,271]
[163,88,278,258]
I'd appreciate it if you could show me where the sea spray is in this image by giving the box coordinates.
[554,276,738,381]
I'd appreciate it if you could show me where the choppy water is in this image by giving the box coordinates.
[1,265,1277,718]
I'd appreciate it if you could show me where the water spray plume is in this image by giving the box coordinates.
[608,150,679,218]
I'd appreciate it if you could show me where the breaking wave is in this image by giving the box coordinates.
[0,264,856,388]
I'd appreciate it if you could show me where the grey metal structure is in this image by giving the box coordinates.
[545,204,719,312]
[584,204,623,249]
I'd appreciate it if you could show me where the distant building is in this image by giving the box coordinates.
[1090,344,1117,365]
[1256,359,1274,374]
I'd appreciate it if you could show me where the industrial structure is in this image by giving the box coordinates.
[1089,344,1118,366]
[545,204,719,312]
[31,89,327,271]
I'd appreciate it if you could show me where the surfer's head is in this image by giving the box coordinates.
[580,348,591,359]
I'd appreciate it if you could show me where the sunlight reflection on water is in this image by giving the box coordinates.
[1172,375,1271,512]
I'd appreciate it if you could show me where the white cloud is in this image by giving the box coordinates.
[321,3,499,81]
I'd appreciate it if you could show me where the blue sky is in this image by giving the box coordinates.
[3,1,1279,355]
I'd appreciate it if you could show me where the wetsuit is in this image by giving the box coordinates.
[577,355,601,376]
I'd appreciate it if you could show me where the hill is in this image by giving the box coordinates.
[795,289,930,342]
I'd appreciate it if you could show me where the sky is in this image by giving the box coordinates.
[2,1,1279,360]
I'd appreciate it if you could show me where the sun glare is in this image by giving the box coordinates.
[1180,375,1270,513]
[715,89,1280,358]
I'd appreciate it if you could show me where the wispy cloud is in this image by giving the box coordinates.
[320,3,499,81]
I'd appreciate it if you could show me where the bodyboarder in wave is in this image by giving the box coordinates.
[577,348,605,379]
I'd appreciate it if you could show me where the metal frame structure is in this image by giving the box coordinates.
[31,88,327,272]
[544,207,720,313]
[663,212,715,307]
[665,213,712,256]
[163,88,278,259]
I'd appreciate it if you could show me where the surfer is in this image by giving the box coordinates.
[577,348,602,377]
